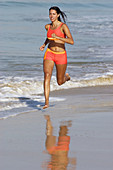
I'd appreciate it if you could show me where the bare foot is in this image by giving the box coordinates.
[65,73,71,82]
[43,104,49,109]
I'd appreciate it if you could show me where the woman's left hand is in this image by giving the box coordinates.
[51,33,57,39]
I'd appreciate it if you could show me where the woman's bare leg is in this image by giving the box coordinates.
[43,60,54,109]
[56,64,70,85]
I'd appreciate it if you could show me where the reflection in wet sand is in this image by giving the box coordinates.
[43,115,76,169]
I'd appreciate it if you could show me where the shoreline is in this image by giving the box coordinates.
[0,84,113,119]
[49,85,113,114]
[0,85,113,170]
[50,84,113,96]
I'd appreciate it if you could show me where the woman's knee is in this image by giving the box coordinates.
[44,72,52,80]
[57,79,64,86]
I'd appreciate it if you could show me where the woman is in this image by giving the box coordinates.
[40,6,74,109]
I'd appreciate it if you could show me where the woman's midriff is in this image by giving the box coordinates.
[48,40,65,52]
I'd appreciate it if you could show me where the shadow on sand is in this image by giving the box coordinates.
[18,97,44,111]
[18,97,55,111]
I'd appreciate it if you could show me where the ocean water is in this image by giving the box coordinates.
[0,0,113,118]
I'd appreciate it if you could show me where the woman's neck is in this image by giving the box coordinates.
[51,20,60,27]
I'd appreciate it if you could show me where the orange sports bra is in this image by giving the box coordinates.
[47,23,66,40]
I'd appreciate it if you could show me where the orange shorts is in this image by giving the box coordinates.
[44,48,67,64]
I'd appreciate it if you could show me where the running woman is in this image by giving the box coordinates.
[40,6,74,109]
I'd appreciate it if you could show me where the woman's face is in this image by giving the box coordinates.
[49,9,59,22]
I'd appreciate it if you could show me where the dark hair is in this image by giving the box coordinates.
[49,6,67,23]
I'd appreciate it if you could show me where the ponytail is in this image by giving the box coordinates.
[49,6,67,23]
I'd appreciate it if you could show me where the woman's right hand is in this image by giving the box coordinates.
[40,44,45,51]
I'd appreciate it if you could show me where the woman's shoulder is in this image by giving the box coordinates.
[60,22,68,31]
[45,23,51,30]
[61,22,67,28]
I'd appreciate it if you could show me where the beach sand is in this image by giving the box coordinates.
[0,85,113,170]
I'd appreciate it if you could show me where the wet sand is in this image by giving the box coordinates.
[0,85,113,170]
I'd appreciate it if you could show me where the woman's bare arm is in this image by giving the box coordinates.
[40,24,50,51]
[40,38,49,51]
